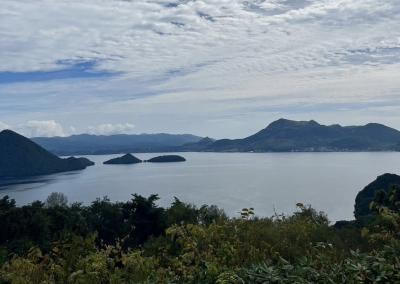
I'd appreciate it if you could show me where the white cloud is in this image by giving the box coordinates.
[0,120,135,137]
[0,121,9,131]
[2,0,399,77]
[20,120,66,137]
[1,121,136,137]
[0,0,400,137]
[87,123,135,135]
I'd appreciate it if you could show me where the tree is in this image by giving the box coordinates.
[166,197,198,226]
[122,194,166,247]
[45,192,68,208]
[86,197,127,245]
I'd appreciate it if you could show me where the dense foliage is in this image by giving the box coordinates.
[0,189,400,283]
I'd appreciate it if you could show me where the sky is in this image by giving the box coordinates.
[0,0,400,138]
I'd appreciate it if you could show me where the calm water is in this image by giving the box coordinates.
[1,152,400,221]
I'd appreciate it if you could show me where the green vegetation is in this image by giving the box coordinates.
[354,173,400,222]
[1,185,400,283]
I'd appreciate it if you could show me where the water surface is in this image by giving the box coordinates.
[1,152,400,221]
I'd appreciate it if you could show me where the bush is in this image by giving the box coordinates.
[0,192,399,283]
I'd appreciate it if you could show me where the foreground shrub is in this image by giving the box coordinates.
[1,193,398,283]
[242,242,400,283]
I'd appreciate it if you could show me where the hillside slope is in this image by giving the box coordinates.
[0,130,94,178]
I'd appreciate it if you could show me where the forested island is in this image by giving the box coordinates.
[0,174,400,283]
[103,154,142,165]
[146,155,186,163]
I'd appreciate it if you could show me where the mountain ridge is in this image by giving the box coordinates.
[32,133,203,155]
[192,119,400,152]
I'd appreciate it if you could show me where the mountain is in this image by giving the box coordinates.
[0,130,94,178]
[33,133,203,155]
[197,119,400,152]
[103,154,142,165]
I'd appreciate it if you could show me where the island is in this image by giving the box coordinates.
[146,155,186,163]
[103,154,142,165]
[0,129,94,178]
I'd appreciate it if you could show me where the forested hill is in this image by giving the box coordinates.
[194,119,400,152]
[0,130,94,178]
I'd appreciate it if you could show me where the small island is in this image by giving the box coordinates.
[146,155,186,163]
[103,154,142,165]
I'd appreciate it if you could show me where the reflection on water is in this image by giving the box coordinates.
[0,171,82,191]
[1,152,400,221]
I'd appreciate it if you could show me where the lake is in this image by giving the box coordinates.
[1,152,400,221]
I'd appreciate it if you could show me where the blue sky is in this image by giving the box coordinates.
[0,0,400,138]
[0,61,117,84]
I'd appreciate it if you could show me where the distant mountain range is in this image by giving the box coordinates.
[30,119,400,154]
[197,119,400,152]
[3,118,399,177]
[32,133,203,155]
[0,130,94,178]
